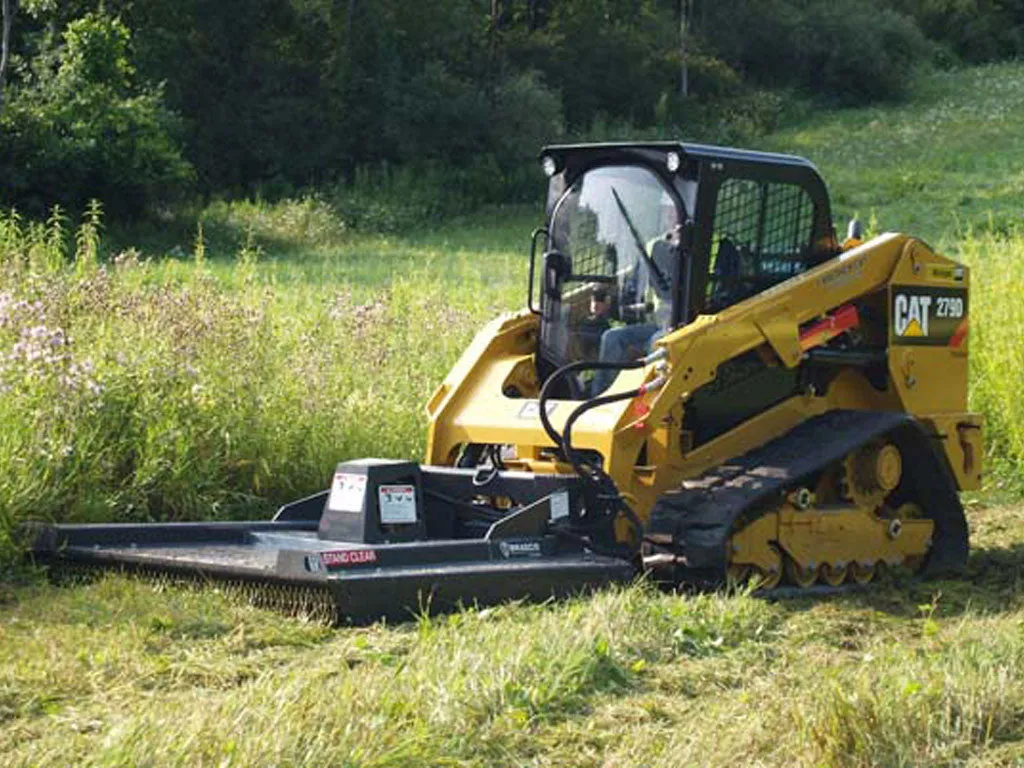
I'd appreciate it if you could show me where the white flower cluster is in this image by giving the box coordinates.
[3,322,103,397]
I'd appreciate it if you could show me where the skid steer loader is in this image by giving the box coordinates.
[32,142,982,622]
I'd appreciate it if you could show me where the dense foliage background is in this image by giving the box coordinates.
[3,0,1024,221]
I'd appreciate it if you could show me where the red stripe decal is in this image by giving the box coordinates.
[949,319,969,348]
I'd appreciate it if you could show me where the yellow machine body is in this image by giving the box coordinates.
[425,232,980,586]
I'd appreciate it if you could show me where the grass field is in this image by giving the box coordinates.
[3,63,1024,766]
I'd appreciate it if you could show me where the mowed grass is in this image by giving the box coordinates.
[2,503,1023,766]
[3,63,1024,765]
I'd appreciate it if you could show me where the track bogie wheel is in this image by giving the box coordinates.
[850,561,877,585]
[784,556,818,588]
[820,563,848,587]
[751,546,783,590]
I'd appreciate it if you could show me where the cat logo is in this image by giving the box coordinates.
[891,285,967,347]
[893,293,931,337]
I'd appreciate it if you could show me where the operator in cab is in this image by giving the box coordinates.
[589,222,681,395]
[542,163,685,398]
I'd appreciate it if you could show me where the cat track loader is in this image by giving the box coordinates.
[32,142,982,622]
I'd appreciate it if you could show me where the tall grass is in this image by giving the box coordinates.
[0,208,519,572]
[959,228,1024,497]
[3,203,1024,570]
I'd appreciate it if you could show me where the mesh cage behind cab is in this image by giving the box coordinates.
[707,179,815,312]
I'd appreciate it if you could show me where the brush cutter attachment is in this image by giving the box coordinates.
[31,459,634,623]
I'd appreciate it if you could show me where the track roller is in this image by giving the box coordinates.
[850,561,877,585]
[820,563,848,587]
[784,555,818,588]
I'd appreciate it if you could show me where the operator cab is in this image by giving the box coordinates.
[532,142,836,396]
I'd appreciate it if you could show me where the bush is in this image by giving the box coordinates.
[798,0,935,102]
[383,62,492,165]
[489,70,565,164]
[705,0,933,103]
[654,54,789,145]
[892,0,1024,63]
[0,12,193,218]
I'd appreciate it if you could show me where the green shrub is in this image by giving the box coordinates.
[0,12,193,218]
[489,70,565,165]
[705,0,933,103]
[655,74,789,145]
[892,0,1024,63]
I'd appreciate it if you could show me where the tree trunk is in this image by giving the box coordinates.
[679,0,689,98]
[346,0,355,52]
[0,0,12,116]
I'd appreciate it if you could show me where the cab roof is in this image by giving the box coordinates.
[539,141,820,173]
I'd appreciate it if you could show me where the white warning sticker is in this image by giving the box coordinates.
[327,472,367,513]
[549,489,570,521]
[378,484,417,524]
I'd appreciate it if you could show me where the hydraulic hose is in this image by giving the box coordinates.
[559,390,647,546]
[559,388,643,479]
[535,352,668,553]
[537,358,645,452]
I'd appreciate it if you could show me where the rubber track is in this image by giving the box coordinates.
[647,409,969,578]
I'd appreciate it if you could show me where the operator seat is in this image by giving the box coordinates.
[708,237,741,312]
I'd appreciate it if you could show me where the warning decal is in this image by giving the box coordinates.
[327,472,367,513]
[320,549,378,569]
[890,285,968,347]
[378,484,417,524]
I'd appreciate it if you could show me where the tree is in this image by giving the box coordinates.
[679,0,689,96]
[0,11,193,215]
[0,0,12,115]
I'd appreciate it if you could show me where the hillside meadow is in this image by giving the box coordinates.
[2,63,1024,765]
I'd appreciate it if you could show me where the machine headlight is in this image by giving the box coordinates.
[666,151,681,173]
[541,155,558,177]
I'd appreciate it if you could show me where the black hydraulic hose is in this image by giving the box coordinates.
[559,388,642,479]
[559,391,647,544]
[537,358,645,451]
[536,355,662,554]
